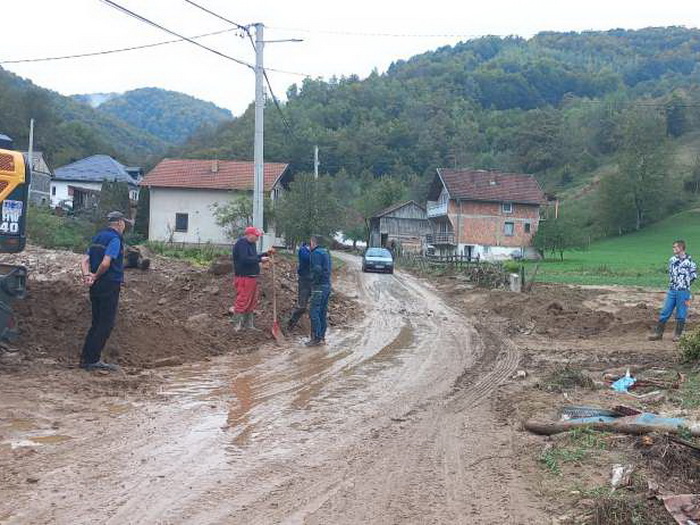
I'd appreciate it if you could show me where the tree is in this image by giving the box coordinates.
[97,180,131,223]
[616,108,669,231]
[684,155,700,194]
[211,193,274,241]
[532,216,585,260]
[134,186,150,238]
[275,174,344,246]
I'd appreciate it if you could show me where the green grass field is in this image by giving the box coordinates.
[529,210,700,288]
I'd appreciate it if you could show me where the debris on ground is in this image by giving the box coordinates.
[659,494,700,524]
[611,464,634,490]
[612,370,637,393]
[525,411,700,437]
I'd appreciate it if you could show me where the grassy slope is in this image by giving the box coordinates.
[531,209,700,287]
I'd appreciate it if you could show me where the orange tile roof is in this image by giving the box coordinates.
[142,158,289,191]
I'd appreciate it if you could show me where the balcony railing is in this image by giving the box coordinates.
[426,200,448,217]
[426,232,455,245]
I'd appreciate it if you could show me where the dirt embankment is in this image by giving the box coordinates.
[0,246,360,371]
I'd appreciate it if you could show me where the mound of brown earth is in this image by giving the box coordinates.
[1,246,360,370]
[457,284,661,339]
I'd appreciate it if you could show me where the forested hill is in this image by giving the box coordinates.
[88,88,233,144]
[0,67,166,167]
[180,26,700,180]
[179,26,700,236]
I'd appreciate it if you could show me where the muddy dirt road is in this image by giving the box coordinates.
[1,253,542,524]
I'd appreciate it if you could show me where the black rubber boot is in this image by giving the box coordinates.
[673,320,686,342]
[648,321,666,341]
[245,313,261,332]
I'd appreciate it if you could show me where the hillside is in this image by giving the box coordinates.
[179,26,700,234]
[0,67,166,167]
[88,88,233,144]
[532,209,700,287]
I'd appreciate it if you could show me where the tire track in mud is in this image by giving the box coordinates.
[268,260,537,525]
[1,255,540,524]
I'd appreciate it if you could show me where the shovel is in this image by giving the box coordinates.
[270,253,285,344]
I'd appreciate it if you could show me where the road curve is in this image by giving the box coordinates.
[2,253,542,524]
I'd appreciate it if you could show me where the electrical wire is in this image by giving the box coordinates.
[182,0,249,31]
[99,0,254,70]
[0,28,238,64]
[181,2,315,77]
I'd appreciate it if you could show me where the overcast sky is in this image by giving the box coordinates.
[3,0,700,115]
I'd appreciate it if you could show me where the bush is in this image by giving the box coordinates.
[145,241,229,266]
[124,232,146,246]
[26,205,95,252]
[679,328,700,362]
[503,260,521,273]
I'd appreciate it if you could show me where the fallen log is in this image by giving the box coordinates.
[524,413,700,437]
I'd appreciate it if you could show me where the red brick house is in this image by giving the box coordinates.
[426,168,546,260]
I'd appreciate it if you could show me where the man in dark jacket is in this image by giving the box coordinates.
[306,235,332,347]
[79,211,131,371]
[649,239,697,342]
[231,226,270,331]
[287,242,311,331]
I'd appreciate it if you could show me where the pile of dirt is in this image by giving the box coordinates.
[457,284,661,339]
[1,246,360,370]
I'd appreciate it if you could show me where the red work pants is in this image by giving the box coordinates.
[233,276,259,314]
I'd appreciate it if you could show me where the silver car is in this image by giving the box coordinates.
[362,247,394,274]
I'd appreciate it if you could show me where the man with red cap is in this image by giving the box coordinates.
[231,226,271,331]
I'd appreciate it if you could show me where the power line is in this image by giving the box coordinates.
[185,3,302,138]
[99,0,254,70]
[264,70,297,139]
[0,28,238,64]
[182,0,249,32]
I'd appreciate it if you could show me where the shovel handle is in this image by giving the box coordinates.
[271,254,278,320]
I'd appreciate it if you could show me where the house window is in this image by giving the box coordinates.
[175,213,189,232]
[51,187,56,196]
[504,222,515,236]
[524,222,531,234]
[502,202,513,214]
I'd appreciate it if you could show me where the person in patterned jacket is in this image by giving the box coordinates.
[649,240,697,342]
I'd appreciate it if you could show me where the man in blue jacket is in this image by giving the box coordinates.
[306,235,332,347]
[649,239,697,342]
[79,211,131,371]
[287,242,311,331]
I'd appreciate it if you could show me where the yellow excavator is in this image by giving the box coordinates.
[0,143,29,341]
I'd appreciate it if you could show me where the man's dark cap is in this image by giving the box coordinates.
[107,211,133,224]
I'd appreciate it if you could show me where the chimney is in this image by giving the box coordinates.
[211,159,219,173]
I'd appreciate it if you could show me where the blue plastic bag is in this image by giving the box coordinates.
[611,370,636,393]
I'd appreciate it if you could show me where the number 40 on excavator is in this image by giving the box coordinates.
[0,138,29,342]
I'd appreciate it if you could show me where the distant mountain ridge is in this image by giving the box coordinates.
[0,66,166,167]
[83,88,233,144]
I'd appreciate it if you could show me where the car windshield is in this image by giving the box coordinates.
[367,248,392,258]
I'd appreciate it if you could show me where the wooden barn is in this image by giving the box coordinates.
[368,200,431,253]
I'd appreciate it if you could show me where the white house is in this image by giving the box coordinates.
[141,158,290,247]
[51,155,142,209]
